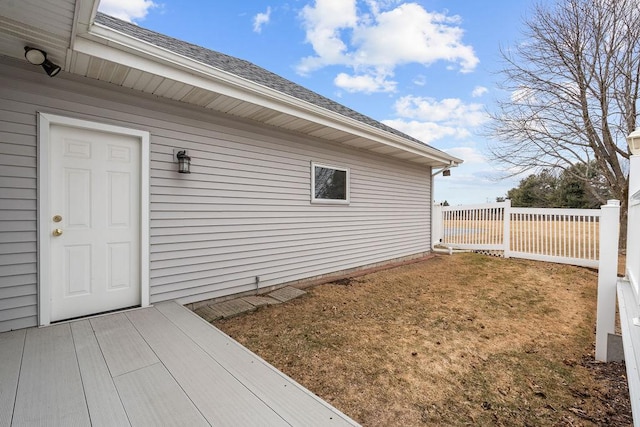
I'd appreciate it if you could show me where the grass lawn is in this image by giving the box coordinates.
[213,253,631,426]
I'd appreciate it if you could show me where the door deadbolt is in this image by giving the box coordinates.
[53,215,62,222]
[52,228,63,237]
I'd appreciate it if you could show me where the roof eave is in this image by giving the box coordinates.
[74,20,461,168]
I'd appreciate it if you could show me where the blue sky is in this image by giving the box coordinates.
[98,0,543,205]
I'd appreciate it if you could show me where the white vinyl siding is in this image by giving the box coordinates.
[0,60,432,330]
[148,129,430,303]
[0,101,38,331]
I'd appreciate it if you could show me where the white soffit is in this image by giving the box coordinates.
[0,0,75,67]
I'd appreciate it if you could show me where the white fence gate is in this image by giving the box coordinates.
[433,200,601,268]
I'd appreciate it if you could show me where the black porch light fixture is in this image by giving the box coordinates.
[24,47,61,77]
[176,150,191,174]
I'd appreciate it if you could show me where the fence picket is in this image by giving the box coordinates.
[436,202,601,268]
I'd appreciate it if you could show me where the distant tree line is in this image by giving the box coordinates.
[503,162,612,208]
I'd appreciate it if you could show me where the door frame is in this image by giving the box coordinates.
[37,113,150,326]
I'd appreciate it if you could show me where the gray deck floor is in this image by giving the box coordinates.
[0,302,359,427]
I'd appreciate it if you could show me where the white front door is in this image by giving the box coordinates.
[48,124,141,322]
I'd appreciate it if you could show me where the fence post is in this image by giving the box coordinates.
[625,155,640,290]
[503,199,511,258]
[595,199,621,362]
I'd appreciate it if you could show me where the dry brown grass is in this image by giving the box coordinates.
[214,253,630,426]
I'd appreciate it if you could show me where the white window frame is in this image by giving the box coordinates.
[311,162,350,204]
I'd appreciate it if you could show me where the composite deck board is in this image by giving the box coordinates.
[155,301,358,426]
[11,324,91,426]
[90,312,159,377]
[70,320,131,427]
[125,307,289,426]
[114,363,209,427]
[0,329,25,427]
[0,304,359,426]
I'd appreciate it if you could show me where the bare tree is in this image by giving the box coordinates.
[487,0,640,244]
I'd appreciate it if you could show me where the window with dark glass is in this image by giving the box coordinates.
[311,163,349,203]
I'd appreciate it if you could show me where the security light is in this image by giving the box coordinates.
[24,47,61,77]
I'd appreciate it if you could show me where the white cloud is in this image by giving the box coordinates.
[471,86,488,97]
[382,95,489,146]
[298,0,478,93]
[351,4,478,71]
[434,165,520,205]
[412,74,427,86]
[382,119,469,144]
[334,72,397,93]
[393,95,488,127]
[299,0,358,69]
[98,0,156,23]
[253,7,272,33]
[510,87,536,103]
[444,146,486,164]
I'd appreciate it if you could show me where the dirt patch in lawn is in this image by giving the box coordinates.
[213,253,631,426]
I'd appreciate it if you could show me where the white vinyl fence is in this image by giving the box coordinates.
[594,155,639,423]
[433,200,601,268]
[626,186,640,299]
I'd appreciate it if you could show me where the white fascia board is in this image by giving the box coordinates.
[67,0,100,70]
[77,24,461,167]
[71,0,100,45]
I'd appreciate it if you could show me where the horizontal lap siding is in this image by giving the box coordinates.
[0,62,431,324]
[148,128,431,303]
[0,96,38,331]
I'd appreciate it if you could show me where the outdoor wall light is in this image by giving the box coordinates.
[628,128,640,156]
[176,150,191,174]
[24,47,61,77]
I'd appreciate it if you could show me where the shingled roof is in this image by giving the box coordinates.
[95,13,449,154]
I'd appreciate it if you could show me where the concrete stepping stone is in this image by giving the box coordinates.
[194,305,223,322]
[241,296,280,307]
[209,298,255,318]
[194,287,306,322]
[268,286,306,303]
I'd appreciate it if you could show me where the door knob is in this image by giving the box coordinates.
[52,228,63,237]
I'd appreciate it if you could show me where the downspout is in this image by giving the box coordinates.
[430,169,436,251]
[431,161,456,251]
